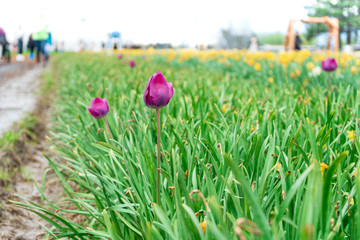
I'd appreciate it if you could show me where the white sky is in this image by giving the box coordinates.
[1,0,315,47]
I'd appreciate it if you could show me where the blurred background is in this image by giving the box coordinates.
[1,0,360,52]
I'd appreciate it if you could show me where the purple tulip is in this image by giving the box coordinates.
[118,54,123,59]
[322,58,337,72]
[129,60,136,68]
[87,98,109,119]
[144,71,173,109]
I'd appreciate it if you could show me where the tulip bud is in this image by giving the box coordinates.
[87,98,109,119]
[129,60,136,67]
[144,71,173,109]
[322,58,337,72]
[118,54,123,59]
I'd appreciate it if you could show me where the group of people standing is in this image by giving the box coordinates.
[0,25,52,65]
[27,27,52,64]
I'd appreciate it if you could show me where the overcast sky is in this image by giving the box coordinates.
[1,0,315,47]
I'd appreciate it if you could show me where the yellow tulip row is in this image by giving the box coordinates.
[114,48,360,68]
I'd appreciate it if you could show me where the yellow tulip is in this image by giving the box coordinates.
[356,59,360,66]
[290,72,296,79]
[306,62,315,71]
[351,66,357,75]
[268,77,274,84]
[254,63,261,71]
[246,58,255,66]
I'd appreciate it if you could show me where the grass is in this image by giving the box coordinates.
[13,51,360,239]
[0,114,39,184]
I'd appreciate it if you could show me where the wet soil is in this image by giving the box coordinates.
[0,63,59,240]
[0,62,36,80]
[0,64,42,137]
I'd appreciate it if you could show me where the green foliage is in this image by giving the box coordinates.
[0,114,38,150]
[304,23,328,42]
[306,0,360,43]
[258,32,285,45]
[14,52,360,239]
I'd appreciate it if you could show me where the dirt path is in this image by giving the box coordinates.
[0,63,57,240]
[0,64,42,137]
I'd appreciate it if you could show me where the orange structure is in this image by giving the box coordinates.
[284,16,339,51]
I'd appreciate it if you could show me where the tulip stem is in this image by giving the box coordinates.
[156,109,161,205]
[328,72,331,93]
[104,117,112,141]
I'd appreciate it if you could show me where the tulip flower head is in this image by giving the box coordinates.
[87,98,109,119]
[129,60,136,68]
[322,58,337,72]
[118,54,123,59]
[144,71,173,109]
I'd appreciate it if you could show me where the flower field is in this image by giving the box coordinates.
[15,50,360,239]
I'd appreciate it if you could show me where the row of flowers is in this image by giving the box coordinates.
[87,71,173,205]
[86,57,339,206]
[106,48,360,67]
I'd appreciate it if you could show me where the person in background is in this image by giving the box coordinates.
[32,26,49,63]
[0,27,10,63]
[27,34,35,60]
[43,32,52,65]
[60,41,65,52]
[295,32,302,51]
[248,34,259,52]
[15,25,24,55]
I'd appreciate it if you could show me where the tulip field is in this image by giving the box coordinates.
[14,49,360,239]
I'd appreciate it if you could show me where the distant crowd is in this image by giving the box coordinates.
[0,26,59,65]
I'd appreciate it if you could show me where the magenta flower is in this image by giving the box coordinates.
[322,58,337,72]
[144,72,173,109]
[118,54,123,59]
[129,60,136,67]
[87,98,109,119]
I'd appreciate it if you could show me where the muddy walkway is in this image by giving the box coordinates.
[0,64,42,137]
[0,63,58,240]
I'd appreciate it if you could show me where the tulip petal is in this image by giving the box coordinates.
[168,82,173,99]
[88,107,100,119]
[151,72,167,85]
[103,98,109,112]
